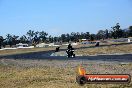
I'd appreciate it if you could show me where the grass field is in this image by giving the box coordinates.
[0,43,132,88]
[75,44,132,56]
[0,60,132,88]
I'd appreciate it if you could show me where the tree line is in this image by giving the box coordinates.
[0,23,132,48]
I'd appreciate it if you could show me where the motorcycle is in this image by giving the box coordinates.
[66,49,75,58]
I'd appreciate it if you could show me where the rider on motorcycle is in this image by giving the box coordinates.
[66,44,75,58]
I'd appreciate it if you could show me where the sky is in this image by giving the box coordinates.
[0,0,132,37]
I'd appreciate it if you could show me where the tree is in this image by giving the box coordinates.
[85,32,90,39]
[76,32,80,41]
[61,34,66,42]
[90,34,96,41]
[115,23,123,38]
[129,26,132,37]
[122,29,129,38]
[80,32,85,39]
[105,29,109,39]
[70,32,76,42]
[39,31,48,42]
[6,34,13,47]
[34,31,39,37]
[20,35,28,43]
[97,30,105,39]
[12,35,19,45]
[66,33,70,42]
[111,23,123,39]
[26,30,35,42]
[48,35,54,43]
[0,36,4,49]
[32,35,40,47]
[53,37,59,42]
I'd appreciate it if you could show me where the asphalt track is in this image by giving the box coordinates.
[0,49,132,62]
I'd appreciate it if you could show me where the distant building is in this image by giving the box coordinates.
[36,43,60,47]
[16,43,34,48]
[36,43,49,47]
[79,39,97,44]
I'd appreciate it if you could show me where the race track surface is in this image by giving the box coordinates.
[0,49,132,62]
